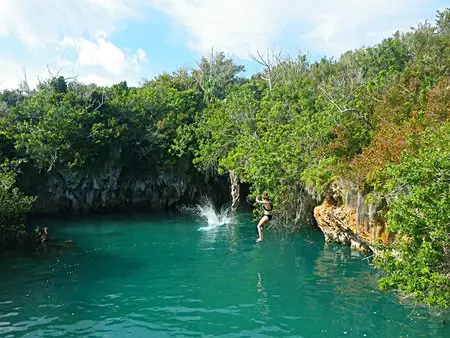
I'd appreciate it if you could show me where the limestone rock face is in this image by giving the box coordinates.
[313,181,394,252]
[24,165,226,215]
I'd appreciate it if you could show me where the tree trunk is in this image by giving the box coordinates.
[229,170,240,212]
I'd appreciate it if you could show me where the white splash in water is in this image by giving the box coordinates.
[180,196,234,230]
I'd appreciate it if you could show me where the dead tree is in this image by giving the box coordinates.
[249,49,284,90]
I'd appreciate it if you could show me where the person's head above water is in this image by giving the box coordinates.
[262,191,269,200]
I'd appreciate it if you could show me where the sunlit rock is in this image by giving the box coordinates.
[314,180,395,252]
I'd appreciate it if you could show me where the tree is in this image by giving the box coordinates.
[192,50,245,104]
[371,123,450,307]
[0,163,36,248]
[249,49,284,90]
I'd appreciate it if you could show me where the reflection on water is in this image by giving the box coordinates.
[199,225,240,254]
[256,272,270,318]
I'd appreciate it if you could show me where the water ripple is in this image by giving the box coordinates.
[0,214,448,337]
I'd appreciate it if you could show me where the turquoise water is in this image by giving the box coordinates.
[0,212,448,337]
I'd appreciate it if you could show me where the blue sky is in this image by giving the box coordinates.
[0,0,448,89]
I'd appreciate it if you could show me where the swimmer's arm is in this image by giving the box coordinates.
[255,197,266,204]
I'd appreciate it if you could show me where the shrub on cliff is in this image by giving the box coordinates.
[371,122,450,307]
[0,163,36,249]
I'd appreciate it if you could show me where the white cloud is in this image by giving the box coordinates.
[152,0,443,57]
[79,73,112,86]
[0,0,443,89]
[60,33,148,76]
[152,0,294,57]
[48,35,148,87]
[0,0,149,89]
[0,58,27,90]
[0,49,147,90]
[0,0,141,46]
[131,49,148,70]
[0,58,51,90]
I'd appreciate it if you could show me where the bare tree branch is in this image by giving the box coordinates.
[85,90,105,112]
[318,85,373,129]
[249,49,284,90]
[20,66,31,95]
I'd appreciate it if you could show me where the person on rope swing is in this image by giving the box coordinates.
[255,191,272,243]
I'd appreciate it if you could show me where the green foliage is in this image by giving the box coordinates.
[371,123,450,307]
[192,50,245,104]
[301,157,336,195]
[436,8,450,34]
[0,163,36,248]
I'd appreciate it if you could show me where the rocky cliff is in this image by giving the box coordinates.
[21,163,228,215]
[313,181,394,252]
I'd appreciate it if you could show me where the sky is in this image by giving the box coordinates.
[0,0,448,89]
